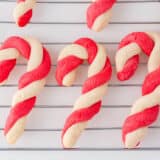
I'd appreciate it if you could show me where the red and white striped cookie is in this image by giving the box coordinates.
[2,36,51,144]
[87,0,116,32]
[56,38,112,148]
[115,32,160,148]
[13,0,36,27]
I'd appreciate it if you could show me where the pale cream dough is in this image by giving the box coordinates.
[88,45,107,77]
[12,80,45,106]
[6,118,26,144]
[92,9,112,32]
[125,127,147,149]
[63,69,78,87]
[147,32,160,72]
[0,49,19,61]
[74,83,107,111]
[24,37,43,71]
[58,44,88,60]
[131,85,160,114]
[63,122,87,148]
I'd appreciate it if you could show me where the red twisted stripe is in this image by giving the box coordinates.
[17,0,33,27]
[117,32,159,146]
[3,36,51,135]
[87,0,116,29]
[56,38,112,145]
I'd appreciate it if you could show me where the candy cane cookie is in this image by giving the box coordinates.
[2,36,51,144]
[87,0,116,32]
[56,38,112,148]
[13,0,36,27]
[115,32,160,148]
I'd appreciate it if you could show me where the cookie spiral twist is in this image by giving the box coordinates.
[86,0,116,32]
[115,32,160,148]
[13,0,36,27]
[56,38,112,148]
[2,36,51,144]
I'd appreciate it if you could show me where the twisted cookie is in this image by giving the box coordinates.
[13,0,36,27]
[116,32,160,148]
[56,38,112,148]
[2,36,51,144]
[87,0,116,32]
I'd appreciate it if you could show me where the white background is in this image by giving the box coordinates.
[0,0,160,159]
